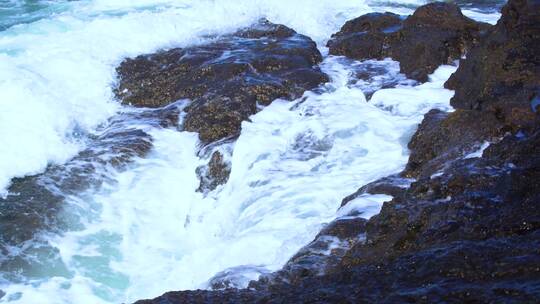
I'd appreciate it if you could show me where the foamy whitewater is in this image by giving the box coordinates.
[0,1,501,303]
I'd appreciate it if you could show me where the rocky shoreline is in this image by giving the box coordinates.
[114,20,328,193]
[131,0,539,303]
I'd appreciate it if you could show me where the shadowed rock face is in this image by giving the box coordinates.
[327,12,403,60]
[445,0,540,132]
[403,108,503,177]
[328,2,490,82]
[135,1,540,303]
[115,20,328,144]
[404,0,540,178]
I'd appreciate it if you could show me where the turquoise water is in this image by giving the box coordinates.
[0,0,76,31]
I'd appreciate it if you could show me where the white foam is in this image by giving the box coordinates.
[462,9,501,25]
[0,0,378,195]
[370,65,456,117]
[464,141,491,159]
[0,0,501,195]
[337,194,394,219]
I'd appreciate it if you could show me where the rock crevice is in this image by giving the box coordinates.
[328,2,490,82]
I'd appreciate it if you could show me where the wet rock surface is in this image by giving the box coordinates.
[0,105,178,282]
[136,1,540,303]
[327,12,403,60]
[403,108,503,177]
[445,0,540,132]
[115,20,328,144]
[341,175,413,206]
[196,150,232,193]
[328,2,489,82]
[250,217,368,288]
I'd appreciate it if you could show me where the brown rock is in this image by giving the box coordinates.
[115,20,328,144]
[328,2,489,82]
[445,0,540,132]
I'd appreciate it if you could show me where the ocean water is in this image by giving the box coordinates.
[0,1,503,303]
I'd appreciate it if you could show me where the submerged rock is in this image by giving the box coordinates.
[328,2,489,82]
[115,20,328,144]
[0,107,166,281]
[196,150,232,193]
[339,58,416,100]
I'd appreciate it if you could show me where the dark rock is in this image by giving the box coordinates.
[327,12,402,60]
[253,217,368,288]
[393,2,490,81]
[115,20,328,144]
[138,234,540,304]
[328,2,489,82]
[403,108,503,178]
[196,150,231,193]
[445,0,540,133]
[337,12,403,34]
[339,130,540,267]
[135,289,265,304]
[341,175,413,207]
[404,0,540,177]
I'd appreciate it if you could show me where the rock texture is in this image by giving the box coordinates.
[115,20,328,144]
[196,150,231,193]
[328,3,490,82]
[327,12,402,60]
[445,0,540,133]
[115,20,328,193]
[403,108,502,177]
[136,1,540,303]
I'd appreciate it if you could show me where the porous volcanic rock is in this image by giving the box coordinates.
[328,2,490,82]
[115,20,328,144]
[327,12,402,60]
[402,108,503,177]
[445,0,540,133]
